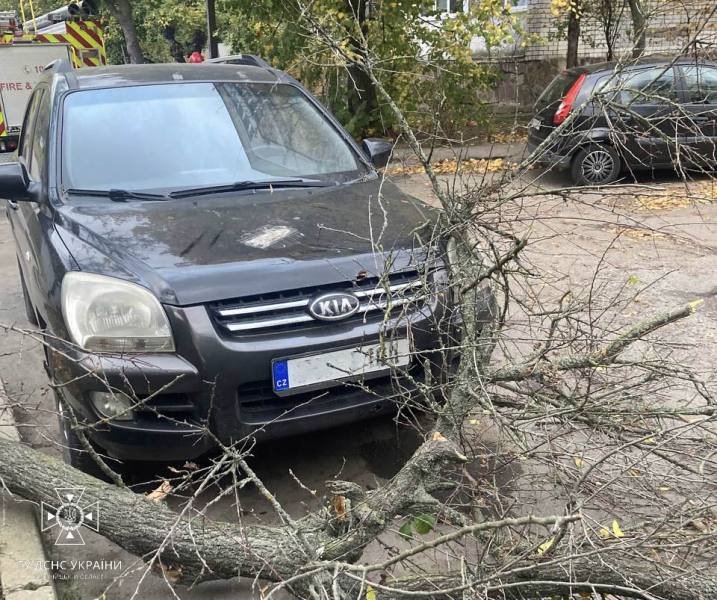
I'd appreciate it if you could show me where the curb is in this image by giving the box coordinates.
[0,378,58,600]
[390,141,528,164]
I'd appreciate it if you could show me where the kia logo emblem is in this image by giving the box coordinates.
[308,292,360,321]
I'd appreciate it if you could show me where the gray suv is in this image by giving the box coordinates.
[1,58,492,476]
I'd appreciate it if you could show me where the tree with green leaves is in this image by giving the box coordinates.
[218,0,525,137]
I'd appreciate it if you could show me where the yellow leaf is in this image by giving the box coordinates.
[537,537,554,554]
[658,486,670,491]
[366,585,376,600]
[645,437,656,443]
[600,527,610,539]
[612,520,624,538]
[574,457,583,468]
[469,419,479,425]
[689,299,704,313]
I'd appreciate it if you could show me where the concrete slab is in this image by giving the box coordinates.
[0,380,58,600]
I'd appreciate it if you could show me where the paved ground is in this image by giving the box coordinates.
[1,157,715,598]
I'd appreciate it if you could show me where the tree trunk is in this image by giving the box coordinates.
[104,0,144,64]
[346,0,379,132]
[1,436,714,600]
[627,0,647,58]
[566,0,581,69]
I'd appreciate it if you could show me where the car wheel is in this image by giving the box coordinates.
[571,144,621,186]
[16,259,38,326]
[55,390,123,483]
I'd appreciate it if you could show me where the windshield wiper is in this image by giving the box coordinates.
[168,179,332,199]
[64,188,171,202]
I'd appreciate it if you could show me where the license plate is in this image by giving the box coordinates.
[272,339,410,393]
[529,117,541,130]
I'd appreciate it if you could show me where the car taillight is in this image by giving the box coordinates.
[553,73,586,125]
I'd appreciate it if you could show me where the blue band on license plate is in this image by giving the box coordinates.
[272,360,290,391]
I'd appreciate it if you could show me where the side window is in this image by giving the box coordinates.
[18,89,43,162]
[29,91,51,180]
[619,67,677,105]
[682,66,717,104]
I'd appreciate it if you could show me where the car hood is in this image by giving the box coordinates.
[54,179,437,306]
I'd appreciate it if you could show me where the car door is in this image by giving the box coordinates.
[6,87,43,284]
[676,64,717,166]
[614,66,680,169]
[9,86,51,312]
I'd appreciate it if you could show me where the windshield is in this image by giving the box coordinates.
[61,82,368,193]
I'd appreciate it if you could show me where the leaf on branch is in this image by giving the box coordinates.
[412,514,436,535]
[366,586,377,600]
[145,479,172,502]
[537,537,554,554]
[332,494,347,522]
[398,521,413,539]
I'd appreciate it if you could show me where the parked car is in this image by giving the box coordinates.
[527,58,717,185]
[0,59,493,478]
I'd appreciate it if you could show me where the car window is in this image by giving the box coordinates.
[535,71,581,108]
[61,82,368,193]
[18,89,43,165]
[29,90,51,180]
[618,67,677,105]
[682,66,717,104]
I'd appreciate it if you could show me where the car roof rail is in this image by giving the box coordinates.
[205,54,271,69]
[44,59,73,73]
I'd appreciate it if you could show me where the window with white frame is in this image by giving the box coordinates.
[434,0,530,15]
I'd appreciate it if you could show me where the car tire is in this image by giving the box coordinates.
[16,259,38,326]
[571,144,621,186]
[55,390,123,483]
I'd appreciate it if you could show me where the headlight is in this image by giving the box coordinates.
[61,272,175,353]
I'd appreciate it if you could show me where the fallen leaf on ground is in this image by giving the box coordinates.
[145,479,172,502]
[537,537,554,554]
[155,563,182,583]
[332,494,347,522]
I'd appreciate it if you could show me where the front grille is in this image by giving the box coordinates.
[237,365,425,424]
[209,270,428,334]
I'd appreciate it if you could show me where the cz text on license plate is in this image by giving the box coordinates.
[272,338,410,393]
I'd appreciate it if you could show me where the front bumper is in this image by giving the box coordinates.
[53,284,493,462]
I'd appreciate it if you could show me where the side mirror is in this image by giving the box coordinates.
[361,138,393,169]
[0,162,30,201]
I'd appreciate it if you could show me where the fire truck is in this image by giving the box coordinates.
[0,1,106,152]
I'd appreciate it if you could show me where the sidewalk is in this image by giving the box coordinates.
[0,379,58,600]
[390,141,528,165]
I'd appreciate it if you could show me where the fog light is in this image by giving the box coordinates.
[89,391,135,421]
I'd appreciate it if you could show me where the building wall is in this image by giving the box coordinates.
[524,0,717,61]
[479,0,717,109]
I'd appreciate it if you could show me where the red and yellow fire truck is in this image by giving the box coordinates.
[0,1,106,151]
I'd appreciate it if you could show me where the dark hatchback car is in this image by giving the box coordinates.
[1,59,491,477]
[527,58,717,185]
